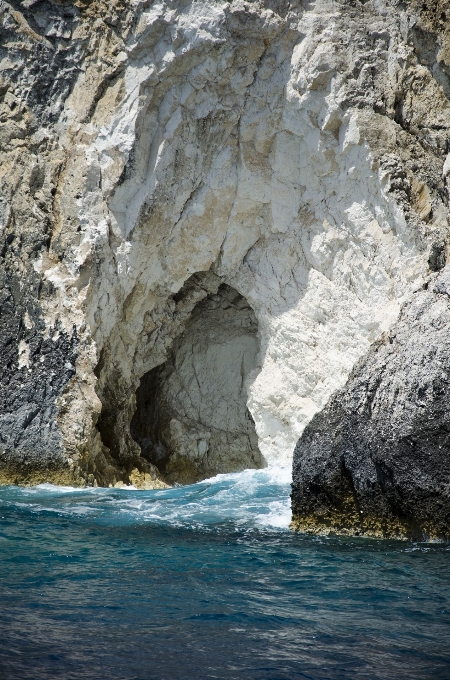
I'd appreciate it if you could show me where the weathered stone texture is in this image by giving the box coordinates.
[0,0,449,492]
[131,279,264,484]
[292,266,450,539]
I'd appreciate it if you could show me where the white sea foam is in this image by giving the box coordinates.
[1,466,292,531]
[30,484,81,493]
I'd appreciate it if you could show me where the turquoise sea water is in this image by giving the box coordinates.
[0,466,449,680]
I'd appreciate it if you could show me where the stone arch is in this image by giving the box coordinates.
[130,278,265,484]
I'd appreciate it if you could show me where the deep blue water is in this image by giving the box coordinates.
[0,466,449,680]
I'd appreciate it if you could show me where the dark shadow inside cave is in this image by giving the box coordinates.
[130,282,265,485]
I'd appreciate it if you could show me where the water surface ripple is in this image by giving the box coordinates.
[0,467,448,679]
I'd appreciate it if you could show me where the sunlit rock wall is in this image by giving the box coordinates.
[1,0,448,486]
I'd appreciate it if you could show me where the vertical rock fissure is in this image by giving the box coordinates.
[131,283,265,484]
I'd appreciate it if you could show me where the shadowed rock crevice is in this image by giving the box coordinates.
[131,283,264,484]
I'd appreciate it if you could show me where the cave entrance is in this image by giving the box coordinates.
[130,282,265,485]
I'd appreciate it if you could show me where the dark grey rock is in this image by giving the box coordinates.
[291,267,450,540]
[428,241,446,272]
[0,250,78,484]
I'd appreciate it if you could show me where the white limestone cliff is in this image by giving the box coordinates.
[1,0,449,486]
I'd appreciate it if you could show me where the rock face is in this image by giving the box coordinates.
[130,274,264,484]
[0,0,449,490]
[292,266,450,540]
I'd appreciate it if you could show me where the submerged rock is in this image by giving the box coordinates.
[0,0,449,493]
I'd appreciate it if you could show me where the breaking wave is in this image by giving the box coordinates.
[0,466,292,531]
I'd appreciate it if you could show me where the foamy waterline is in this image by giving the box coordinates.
[0,466,292,531]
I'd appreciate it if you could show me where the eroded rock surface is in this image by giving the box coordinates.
[292,266,450,540]
[0,0,449,489]
[131,278,264,484]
